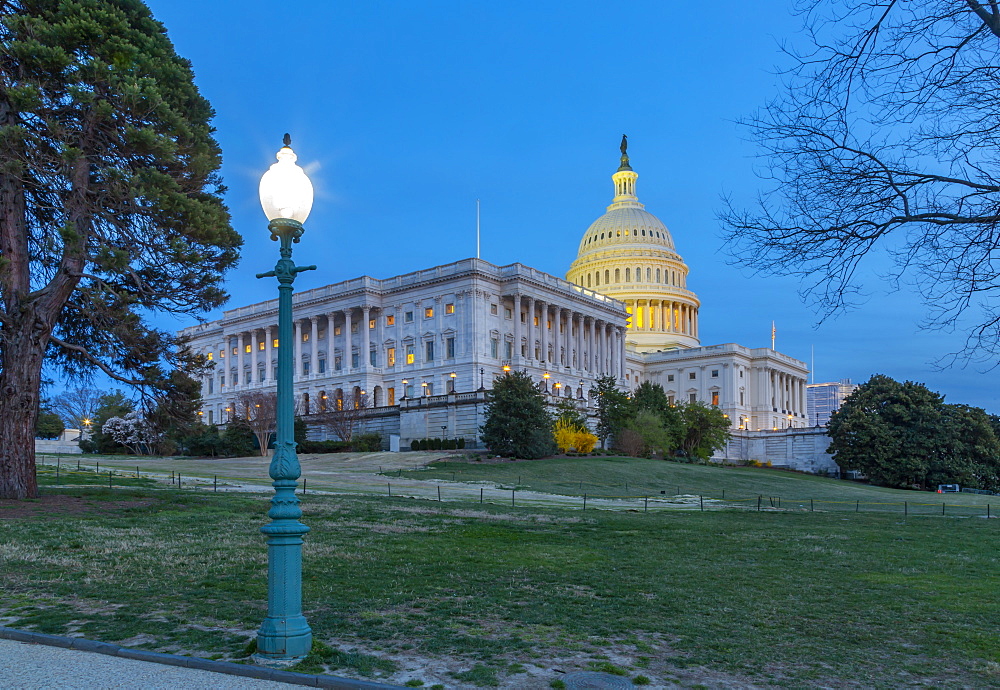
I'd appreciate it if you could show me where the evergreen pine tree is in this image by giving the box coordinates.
[481,370,555,459]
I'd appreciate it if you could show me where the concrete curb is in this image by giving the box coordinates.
[0,626,400,689]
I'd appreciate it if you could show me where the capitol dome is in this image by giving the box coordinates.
[566,139,700,352]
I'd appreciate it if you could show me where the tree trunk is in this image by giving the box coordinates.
[0,325,45,499]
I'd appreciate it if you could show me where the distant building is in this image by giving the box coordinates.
[806,379,859,427]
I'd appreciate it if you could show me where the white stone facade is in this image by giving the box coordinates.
[180,259,629,443]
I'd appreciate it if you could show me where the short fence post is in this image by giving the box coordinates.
[136,466,139,478]
[437,485,441,501]
[96,461,100,474]
[856,500,859,513]
[904,501,907,517]
[77,459,80,471]
[757,495,761,511]
[644,496,648,512]
[722,489,725,500]
[988,503,991,519]
[511,489,515,507]
[700,495,704,511]
[178,473,181,488]
[108,471,112,489]
[387,482,391,496]
[676,485,680,496]
[56,458,60,480]
[303,478,307,495]
[214,475,217,492]
[480,488,483,504]
[942,502,945,516]
[810,499,814,512]
[778,497,781,509]
[583,493,587,511]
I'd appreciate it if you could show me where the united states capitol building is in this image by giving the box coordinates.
[180,142,834,470]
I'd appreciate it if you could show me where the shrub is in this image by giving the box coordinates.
[573,430,598,453]
[410,439,420,451]
[553,419,578,454]
[431,438,442,450]
[298,440,351,454]
[418,439,428,451]
[457,437,466,449]
[352,433,382,452]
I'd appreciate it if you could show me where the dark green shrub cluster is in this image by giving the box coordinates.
[298,440,351,454]
[409,438,465,451]
[352,433,383,452]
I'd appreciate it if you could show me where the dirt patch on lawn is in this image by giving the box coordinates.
[0,494,156,519]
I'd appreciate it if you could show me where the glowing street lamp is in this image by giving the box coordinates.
[253,134,316,662]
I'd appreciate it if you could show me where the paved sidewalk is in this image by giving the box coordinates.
[0,638,299,689]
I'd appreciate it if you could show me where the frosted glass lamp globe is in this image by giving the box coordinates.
[259,142,314,223]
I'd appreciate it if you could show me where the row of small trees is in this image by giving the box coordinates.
[479,371,731,461]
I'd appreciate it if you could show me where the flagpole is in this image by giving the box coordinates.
[771,321,776,350]
[476,198,480,259]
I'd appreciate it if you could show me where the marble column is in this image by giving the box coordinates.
[310,317,319,377]
[237,332,245,388]
[512,295,522,363]
[265,326,273,383]
[294,320,303,378]
[539,301,548,365]
[525,296,534,361]
[344,308,353,370]
[361,306,371,370]
[327,313,336,372]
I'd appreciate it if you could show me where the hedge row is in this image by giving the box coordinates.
[410,437,466,451]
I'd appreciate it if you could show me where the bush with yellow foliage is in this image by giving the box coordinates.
[553,418,598,454]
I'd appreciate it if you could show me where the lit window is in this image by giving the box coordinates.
[219,350,225,359]
[334,326,342,336]
[425,307,434,318]
[272,338,279,348]
[387,387,395,406]
[369,319,376,329]
[405,311,413,323]
[387,347,396,366]
[668,395,674,405]
[258,341,265,350]
[712,392,719,406]
[386,314,395,326]
[534,316,539,326]
[207,352,213,361]
[232,347,237,355]
[711,370,719,378]
[406,344,415,364]
[445,303,455,314]
[491,304,498,315]
[302,332,309,342]
[245,344,252,353]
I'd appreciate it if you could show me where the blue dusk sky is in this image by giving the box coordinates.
[135,0,996,412]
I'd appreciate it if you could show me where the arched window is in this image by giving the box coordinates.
[335,388,344,410]
[595,272,600,286]
[373,386,382,407]
[353,386,362,409]
[615,268,621,283]
[587,274,592,288]
[625,268,630,282]
[641,229,646,236]
[319,391,327,412]
[656,268,661,282]
[646,267,652,282]
[633,228,638,236]
[604,269,610,283]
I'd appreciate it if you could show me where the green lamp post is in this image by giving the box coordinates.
[254,134,315,661]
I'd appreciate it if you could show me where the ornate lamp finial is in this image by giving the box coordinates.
[283,133,291,147]
[618,134,632,171]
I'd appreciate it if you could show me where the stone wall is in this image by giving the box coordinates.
[713,427,838,475]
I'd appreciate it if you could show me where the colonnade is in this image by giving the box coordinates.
[761,367,807,422]
[213,305,381,389]
[621,298,698,337]
[509,294,626,381]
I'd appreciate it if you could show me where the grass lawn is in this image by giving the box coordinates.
[1,465,998,687]
[404,456,1000,515]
